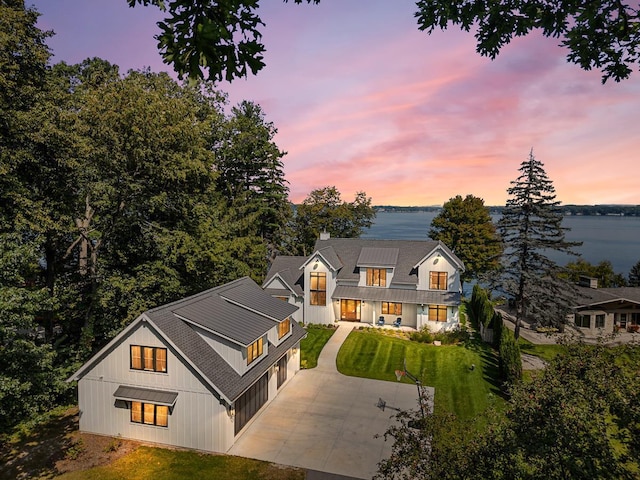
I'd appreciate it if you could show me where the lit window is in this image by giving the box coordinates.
[130,346,167,373]
[367,268,386,287]
[429,272,447,290]
[310,272,326,306]
[278,318,291,339]
[247,337,264,365]
[131,401,169,427]
[428,305,447,322]
[382,302,402,315]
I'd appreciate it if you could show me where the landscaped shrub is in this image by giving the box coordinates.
[410,327,434,344]
[499,327,522,385]
[432,329,468,345]
[468,284,494,327]
[491,311,504,349]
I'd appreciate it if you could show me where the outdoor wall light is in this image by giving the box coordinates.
[229,406,236,417]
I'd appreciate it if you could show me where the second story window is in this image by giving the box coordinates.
[429,271,448,290]
[367,268,386,287]
[130,345,167,373]
[247,337,264,365]
[310,272,326,306]
[278,318,291,339]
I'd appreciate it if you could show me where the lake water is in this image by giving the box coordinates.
[363,211,640,276]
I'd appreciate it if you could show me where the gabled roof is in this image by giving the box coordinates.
[68,277,306,403]
[263,256,306,296]
[574,286,640,308]
[312,238,464,286]
[412,241,465,271]
[300,246,343,272]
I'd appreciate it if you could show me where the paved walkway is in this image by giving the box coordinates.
[229,322,431,480]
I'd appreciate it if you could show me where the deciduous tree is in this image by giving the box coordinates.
[289,186,375,255]
[498,151,580,339]
[429,194,502,289]
[563,258,628,287]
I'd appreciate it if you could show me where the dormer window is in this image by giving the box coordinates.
[247,337,264,365]
[366,268,386,287]
[278,318,291,339]
[429,271,447,290]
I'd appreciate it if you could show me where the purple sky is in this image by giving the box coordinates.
[31,0,640,206]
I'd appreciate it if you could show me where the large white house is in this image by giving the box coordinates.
[67,277,306,453]
[263,235,465,331]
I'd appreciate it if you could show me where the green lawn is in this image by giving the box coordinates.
[517,337,566,362]
[58,446,304,480]
[300,324,335,369]
[336,329,503,419]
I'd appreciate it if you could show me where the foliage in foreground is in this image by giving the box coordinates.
[377,340,640,480]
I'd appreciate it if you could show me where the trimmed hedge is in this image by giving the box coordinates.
[499,327,522,384]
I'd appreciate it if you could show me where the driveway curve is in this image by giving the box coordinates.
[229,323,431,479]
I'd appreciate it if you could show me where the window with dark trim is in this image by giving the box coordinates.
[429,271,447,290]
[382,302,402,315]
[310,272,326,306]
[130,346,167,373]
[595,314,605,328]
[366,268,386,287]
[278,318,291,339]
[428,305,447,322]
[575,314,591,328]
[131,401,169,427]
[247,337,264,365]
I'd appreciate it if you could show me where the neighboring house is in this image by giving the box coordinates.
[570,278,640,335]
[263,234,465,331]
[67,277,306,453]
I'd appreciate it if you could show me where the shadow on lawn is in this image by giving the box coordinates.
[462,337,506,399]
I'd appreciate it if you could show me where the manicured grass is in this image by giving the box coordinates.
[300,324,335,369]
[57,446,304,480]
[517,337,566,362]
[336,329,503,419]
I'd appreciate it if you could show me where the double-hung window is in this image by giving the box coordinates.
[367,268,386,287]
[575,314,591,328]
[130,346,167,373]
[428,305,447,322]
[382,302,402,315]
[310,272,326,306]
[429,272,447,290]
[131,401,169,427]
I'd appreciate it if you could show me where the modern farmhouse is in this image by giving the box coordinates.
[68,277,306,453]
[263,235,465,331]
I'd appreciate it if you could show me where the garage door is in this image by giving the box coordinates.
[234,373,268,435]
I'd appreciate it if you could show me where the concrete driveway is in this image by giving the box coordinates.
[229,324,433,479]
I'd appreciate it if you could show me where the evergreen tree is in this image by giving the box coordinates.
[498,150,580,339]
[214,100,292,261]
[429,194,502,288]
[629,260,640,287]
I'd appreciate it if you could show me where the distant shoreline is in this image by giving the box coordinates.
[374,205,640,216]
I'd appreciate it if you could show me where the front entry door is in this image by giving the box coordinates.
[341,299,361,321]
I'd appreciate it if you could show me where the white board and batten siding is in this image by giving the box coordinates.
[303,259,337,325]
[77,321,235,452]
[416,251,461,293]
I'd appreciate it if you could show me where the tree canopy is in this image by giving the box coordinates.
[563,258,628,287]
[428,194,502,287]
[289,186,375,256]
[377,340,640,480]
[127,0,640,83]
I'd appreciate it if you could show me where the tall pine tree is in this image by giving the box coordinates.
[498,150,580,339]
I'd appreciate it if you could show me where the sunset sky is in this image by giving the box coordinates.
[31,1,640,206]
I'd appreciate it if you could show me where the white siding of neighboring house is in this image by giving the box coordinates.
[303,257,337,325]
[77,321,235,453]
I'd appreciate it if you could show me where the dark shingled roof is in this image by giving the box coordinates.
[333,285,461,305]
[263,256,306,296]
[357,247,399,267]
[312,238,464,285]
[218,280,298,321]
[150,308,306,402]
[113,385,178,406]
[575,286,640,307]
